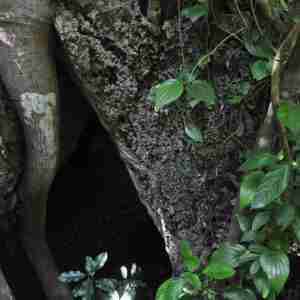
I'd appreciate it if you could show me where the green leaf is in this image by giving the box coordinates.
[150,79,184,110]
[58,271,86,283]
[85,256,96,276]
[238,250,259,265]
[84,253,108,277]
[252,211,271,231]
[241,230,257,243]
[240,152,278,172]
[182,4,208,18]
[239,81,251,96]
[241,230,266,243]
[181,272,202,291]
[275,203,295,230]
[210,243,246,268]
[243,37,274,59]
[293,16,300,23]
[250,260,260,275]
[251,60,271,80]
[236,213,252,232]
[227,95,242,105]
[93,252,108,271]
[72,282,88,298]
[180,240,200,272]
[223,288,257,300]
[254,274,271,299]
[240,171,264,209]
[202,262,235,280]
[251,165,290,209]
[95,278,118,293]
[185,124,203,143]
[156,278,184,300]
[186,80,216,107]
[259,250,290,294]
[249,244,269,254]
[120,266,128,279]
[277,102,300,136]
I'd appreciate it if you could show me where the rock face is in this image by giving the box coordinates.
[55,0,260,271]
[0,82,23,215]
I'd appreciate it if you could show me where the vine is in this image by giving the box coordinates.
[151,1,300,299]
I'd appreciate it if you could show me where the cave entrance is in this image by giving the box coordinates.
[47,112,172,290]
[0,62,171,299]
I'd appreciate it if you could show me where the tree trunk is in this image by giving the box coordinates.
[54,0,262,272]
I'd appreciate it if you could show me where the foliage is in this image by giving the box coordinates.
[151,0,300,299]
[58,253,145,300]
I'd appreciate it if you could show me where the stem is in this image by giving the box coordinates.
[190,28,245,78]
[250,0,263,36]
[177,0,185,71]
[271,23,300,161]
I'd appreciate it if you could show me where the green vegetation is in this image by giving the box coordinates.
[151,0,300,299]
[58,253,145,300]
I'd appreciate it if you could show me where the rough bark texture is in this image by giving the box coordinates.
[55,0,262,271]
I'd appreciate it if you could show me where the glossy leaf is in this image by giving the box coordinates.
[254,274,271,299]
[58,271,86,283]
[180,240,200,272]
[95,278,118,293]
[93,252,108,271]
[277,102,300,136]
[259,250,290,294]
[240,152,278,172]
[241,230,266,243]
[186,80,216,107]
[240,171,264,209]
[120,266,128,279]
[210,243,246,268]
[236,213,252,232]
[182,4,208,18]
[150,79,184,110]
[275,203,295,230]
[85,256,96,276]
[238,250,259,265]
[156,278,184,300]
[250,260,260,275]
[243,36,274,59]
[202,262,235,280]
[181,272,202,291]
[185,125,203,143]
[252,211,271,231]
[251,165,290,209]
[239,81,251,95]
[251,60,270,80]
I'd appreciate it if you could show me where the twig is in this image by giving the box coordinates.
[250,0,263,36]
[177,0,185,71]
[271,23,300,161]
[227,23,300,243]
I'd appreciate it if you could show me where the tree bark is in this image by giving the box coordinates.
[54,0,262,272]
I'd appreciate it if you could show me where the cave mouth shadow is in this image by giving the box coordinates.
[46,66,172,294]
[0,53,171,299]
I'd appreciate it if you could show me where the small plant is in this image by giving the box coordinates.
[58,252,145,300]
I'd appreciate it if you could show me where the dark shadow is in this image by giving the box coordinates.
[0,51,171,299]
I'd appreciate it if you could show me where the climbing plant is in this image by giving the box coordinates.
[151,0,300,299]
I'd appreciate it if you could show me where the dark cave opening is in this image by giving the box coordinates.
[0,60,171,299]
[47,113,172,292]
